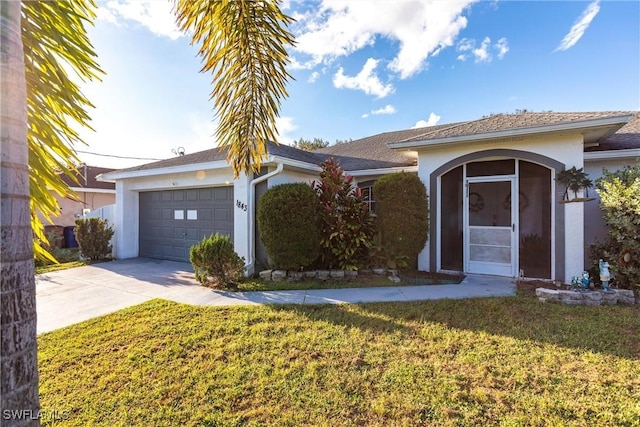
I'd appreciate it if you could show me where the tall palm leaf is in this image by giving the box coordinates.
[22,0,102,260]
[173,0,295,176]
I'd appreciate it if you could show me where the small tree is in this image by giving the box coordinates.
[292,137,330,151]
[313,158,375,270]
[190,233,245,289]
[593,163,640,291]
[374,172,429,269]
[257,183,322,270]
[74,218,114,260]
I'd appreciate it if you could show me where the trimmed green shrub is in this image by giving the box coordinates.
[592,162,640,291]
[373,172,429,269]
[189,233,245,289]
[74,218,114,260]
[257,183,321,270]
[313,158,375,270]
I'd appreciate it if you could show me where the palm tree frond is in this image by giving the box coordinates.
[173,0,295,177]
[22,0,103,260]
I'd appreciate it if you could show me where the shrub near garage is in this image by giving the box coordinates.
[373,172,428,269]
[257,182,322,270]
[74,217,114,261]
[190,233,245,289]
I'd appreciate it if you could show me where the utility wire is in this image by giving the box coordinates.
[76,150,163,161]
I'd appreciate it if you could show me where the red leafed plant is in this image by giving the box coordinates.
[312,158,375,270]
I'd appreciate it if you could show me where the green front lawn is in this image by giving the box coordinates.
[38,298,640,426]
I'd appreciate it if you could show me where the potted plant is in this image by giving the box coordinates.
[556,166,595,202]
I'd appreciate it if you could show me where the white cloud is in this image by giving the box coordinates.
[275,116,297,146]
[308,71,320,83]
[473,37,491,63]
[100,0,183,40]
[494,37,509,59]
[372,105,396,115]
[411,112,441,128]
[456,36,508,63]
[555,0,600,52]
[333,58,394,98]
[457,38,475,53]
[293,0,476,79]
[362,104,396,118]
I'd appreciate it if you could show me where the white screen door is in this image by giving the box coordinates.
[465,178,516,276]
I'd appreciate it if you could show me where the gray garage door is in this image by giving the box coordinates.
[139,187,234,262]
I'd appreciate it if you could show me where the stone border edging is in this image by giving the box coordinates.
[536,288,637,306]
[259,269,398,282]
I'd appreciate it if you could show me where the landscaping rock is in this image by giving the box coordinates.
[344,270,358,280]
[330,270,345,280]
[317,270,330,281]
[601,292,618,306]
[272,270,287,282]
[536,287,637,306]
[582,292,602,306]
[304,270,317,279]
[259,270,273,281]
[617,289,636,305]
[388,275,401,283]
[372,268,386,275]
[287,271,304,281]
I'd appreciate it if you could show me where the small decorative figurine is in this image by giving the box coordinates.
[581,271,591,291]
[570,272,590,292]
[599,259,613,293]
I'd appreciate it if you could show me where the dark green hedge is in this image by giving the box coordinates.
[373,172,429,268]
[257,183,321,270]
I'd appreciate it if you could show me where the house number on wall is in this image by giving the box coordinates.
[236,200,248,211]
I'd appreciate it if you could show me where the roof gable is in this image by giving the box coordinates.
[60,166,116,190]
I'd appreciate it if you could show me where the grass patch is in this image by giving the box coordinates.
[237,271,462,292]
[237,275,394,292]
[35,258,112,275]
[35,261,88,274]
[39,297,640,426]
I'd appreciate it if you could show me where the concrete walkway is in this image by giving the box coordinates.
[36,258,516,334]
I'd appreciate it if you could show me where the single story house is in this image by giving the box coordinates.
[100,111,639,283]
[43,165,116,247]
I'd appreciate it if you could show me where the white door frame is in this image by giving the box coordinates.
[464,176,518,277]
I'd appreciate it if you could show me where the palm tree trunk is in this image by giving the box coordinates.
[1,1,41,425]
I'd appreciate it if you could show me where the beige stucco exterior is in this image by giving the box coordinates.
[46,189,115,227]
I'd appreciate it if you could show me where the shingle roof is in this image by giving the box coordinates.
[113,146,229,173]
[585,111,640,152]
[314,127,443,166]
[399,111,636,143]
[109,111,639,176]
[112,140,415,175]
[60,166,115,190]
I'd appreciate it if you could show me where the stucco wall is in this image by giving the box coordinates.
[415,133,584,282]
[268,169,317,188]
[43,191,115,227]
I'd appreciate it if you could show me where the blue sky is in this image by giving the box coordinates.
[77,0,640,168]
